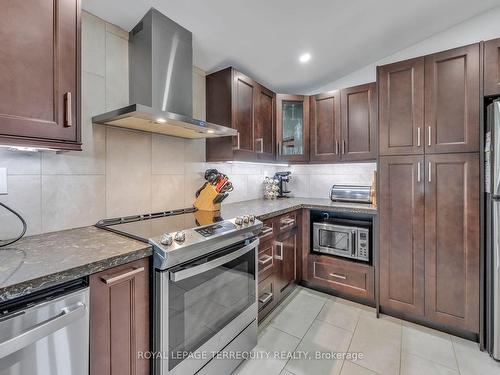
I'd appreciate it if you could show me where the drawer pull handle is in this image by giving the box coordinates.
[329,273,347,280]
[259,292,273,305]
[274,241,283,260]
[280,218,296,229]
[259,226,273,237]
[258,255,273,265]
[101,267,145,284]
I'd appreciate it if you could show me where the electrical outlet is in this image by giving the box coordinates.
[0,168,7,195]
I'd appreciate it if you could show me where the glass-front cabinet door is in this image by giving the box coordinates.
[276,94,309,162]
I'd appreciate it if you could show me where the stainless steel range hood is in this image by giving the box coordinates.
[92,8,236,139]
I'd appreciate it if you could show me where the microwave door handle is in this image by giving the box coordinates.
[351,230,357,256]
[169,238,259,282]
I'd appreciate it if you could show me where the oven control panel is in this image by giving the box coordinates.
[195,221,237,237]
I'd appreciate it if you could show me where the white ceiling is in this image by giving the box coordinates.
[83,0,500,94]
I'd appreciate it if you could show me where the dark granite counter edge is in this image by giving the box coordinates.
[0,245,152,303]
[255,203,377,221]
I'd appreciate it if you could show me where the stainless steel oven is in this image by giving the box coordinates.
[313,219,370,262]
[155,237,258,375]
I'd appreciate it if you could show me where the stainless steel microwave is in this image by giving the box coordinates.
[312,220,370,262]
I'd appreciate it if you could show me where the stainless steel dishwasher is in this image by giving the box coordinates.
[0,279,89,375]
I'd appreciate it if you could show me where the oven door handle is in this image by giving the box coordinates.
[169,238,259,282]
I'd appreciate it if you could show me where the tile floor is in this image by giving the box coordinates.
[234,287,500,375]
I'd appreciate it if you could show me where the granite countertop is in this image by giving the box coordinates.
[0,198,375,303]
[0,226,152,302]
[221,197,377,220]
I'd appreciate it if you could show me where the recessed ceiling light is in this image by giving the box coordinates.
[299,53,311,63]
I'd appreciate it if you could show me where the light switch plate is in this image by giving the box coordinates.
[0,168,7,195]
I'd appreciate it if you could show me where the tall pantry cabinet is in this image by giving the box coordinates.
[378,43,480,334]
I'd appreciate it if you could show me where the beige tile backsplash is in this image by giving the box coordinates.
[0,11,375,239]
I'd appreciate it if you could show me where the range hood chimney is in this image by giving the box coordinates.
[92,8,236,139]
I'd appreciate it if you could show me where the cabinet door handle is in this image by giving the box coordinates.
[233,133,241,150]
[258,254,273,265]
[100,267,144,285]
[428,161,432,183]
[342,140,346,154]
[335,140,339,155]
[417,127,421,147]
[64,92,72,127]
[278,141,282,156]
[274,241,283,260]
[256,138,264,153]
[417,162,421,182]
[258,292,273,305]
[428,126,431,147]
[329,273,347,280]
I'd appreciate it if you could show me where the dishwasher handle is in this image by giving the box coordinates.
[0,302,86,359]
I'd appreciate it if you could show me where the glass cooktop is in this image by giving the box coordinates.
[96,208,224,242]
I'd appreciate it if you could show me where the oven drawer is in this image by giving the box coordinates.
[258,275,277,321]
[308,255,375,301]
[258,239,274,281]
[276,212,297,233]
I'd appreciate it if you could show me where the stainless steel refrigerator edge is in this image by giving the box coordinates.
[485,100,500,361]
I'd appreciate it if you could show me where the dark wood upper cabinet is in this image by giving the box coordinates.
[0,0,81,150]
[255,85,276,161]
[309,91,341,163]
[424,153,480,333]
[206,67,275,162]
[378,58,424,156]
[484,38,500,96]
[276,94,310,163]
[90,258,150,375]
[341,82,377,161]
[424,44,480,154]
[233,71,257,157]
[379,155,425,317]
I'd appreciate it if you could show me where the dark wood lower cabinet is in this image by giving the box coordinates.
[424,153,480,333]
[307,254,375,301]
[379,155,425,316]
[274,227,298,298]
[90,258,150,375]
[379,153,480,334]
[257,212,300,322]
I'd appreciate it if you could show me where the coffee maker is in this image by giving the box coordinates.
[274,171,292,198]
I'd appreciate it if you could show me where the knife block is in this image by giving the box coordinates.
[194,184,222,211]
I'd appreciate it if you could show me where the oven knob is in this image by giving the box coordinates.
[235,216,244,226]
[160,233,173,246]
[174,231,186,243]
[248,214,255,223]
[243,215,250,224]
